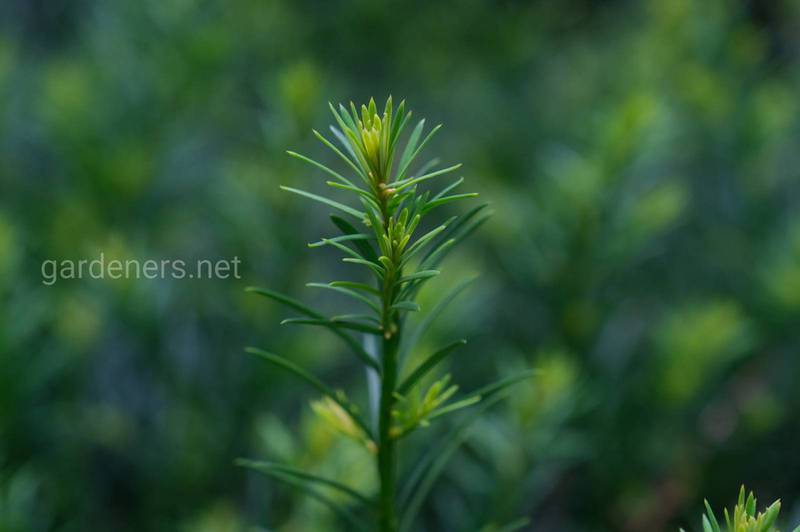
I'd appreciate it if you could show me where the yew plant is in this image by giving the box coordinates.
[684,487,800,532]
[239,97,533,532]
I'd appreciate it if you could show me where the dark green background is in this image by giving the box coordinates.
[1,0,799,530]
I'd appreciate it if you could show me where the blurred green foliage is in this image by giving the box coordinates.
[1,0,800,531]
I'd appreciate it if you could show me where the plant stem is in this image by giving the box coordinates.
[378,330,399,531]
[376,161,401,531]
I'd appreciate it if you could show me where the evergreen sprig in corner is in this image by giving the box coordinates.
[239,97,534,532]
[683,486,800,532]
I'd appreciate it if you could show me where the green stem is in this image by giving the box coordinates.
[378,330,399,531]
[374,164,401,531]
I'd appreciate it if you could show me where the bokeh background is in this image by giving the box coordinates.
[2,0,800,530]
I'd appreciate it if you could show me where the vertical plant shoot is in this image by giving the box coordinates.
[682,486,800,532]
[241,97,534,532]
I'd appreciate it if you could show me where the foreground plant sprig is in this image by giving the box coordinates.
[683,486,800,532]
[241,97,532,531]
